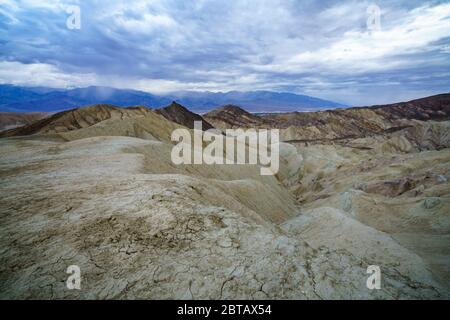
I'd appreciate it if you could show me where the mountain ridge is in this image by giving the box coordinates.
[0,84,345,113]
[3,93,449,142]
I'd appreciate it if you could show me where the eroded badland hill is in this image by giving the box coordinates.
[0,95,449,299]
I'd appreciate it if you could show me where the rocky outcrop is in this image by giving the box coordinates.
[156,101,214,130]
[368,93,450,121]
[357,178,417,197]
[204,105,270,130]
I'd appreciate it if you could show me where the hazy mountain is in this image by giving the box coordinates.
[0,85,171,112]
[0,84,44,105]
[0,85,345,113]
[172,90,346,112]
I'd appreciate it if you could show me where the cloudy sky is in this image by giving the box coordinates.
[0,0,449,105]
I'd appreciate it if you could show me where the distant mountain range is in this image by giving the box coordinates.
[0,85,346,113]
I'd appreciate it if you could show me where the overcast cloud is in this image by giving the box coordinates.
[0,0,449,105]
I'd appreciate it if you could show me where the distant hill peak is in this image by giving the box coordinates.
[166,101,190,110]
[207,104,250,116]
[204,104,269,129]
[156,102,214,130]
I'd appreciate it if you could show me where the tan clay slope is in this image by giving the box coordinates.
[287,135,450,292]
[57,111,188,144]
[0,104,152,137]
[1,135,446,299]
[0,104,193,145]
[340,120,450,152]
[0,112,48,132]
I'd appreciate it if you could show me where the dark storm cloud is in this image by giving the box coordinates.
[0,0,449,104]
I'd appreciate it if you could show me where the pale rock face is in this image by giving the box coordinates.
[282,207,446,296]
[276,142,304,187]
[380,135,414,154]
[423,197,441,209]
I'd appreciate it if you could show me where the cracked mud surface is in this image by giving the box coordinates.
[1,129,448,299]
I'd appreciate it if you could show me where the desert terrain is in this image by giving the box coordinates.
[0,112,47,132]
[0,95,449,299]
